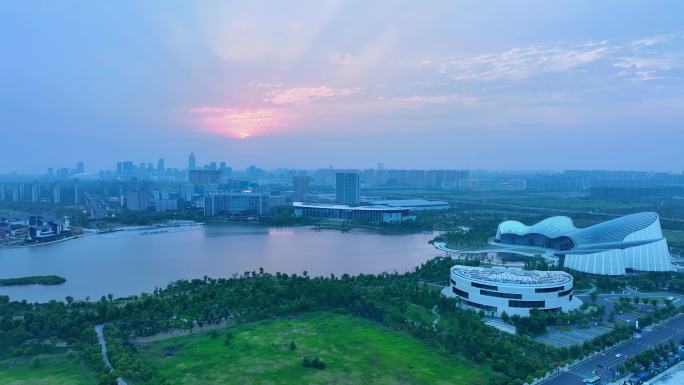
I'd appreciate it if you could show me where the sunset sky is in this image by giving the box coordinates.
[2,0,683,172]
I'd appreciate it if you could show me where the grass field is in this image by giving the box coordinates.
[141,312,497,385]
[0,353,96,385]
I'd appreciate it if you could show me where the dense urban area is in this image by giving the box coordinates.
[3,158,684,385]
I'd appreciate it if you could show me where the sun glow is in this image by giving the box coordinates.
[188,106,291,138]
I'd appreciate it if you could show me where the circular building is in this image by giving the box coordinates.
[449,266,579,317]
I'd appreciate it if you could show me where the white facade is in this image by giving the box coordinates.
[496,212,672,276]
[448,266,580,317]
[292,202,414,223]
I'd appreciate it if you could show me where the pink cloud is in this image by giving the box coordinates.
[188,106,293,138]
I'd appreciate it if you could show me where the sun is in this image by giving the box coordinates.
[188,107,291,139]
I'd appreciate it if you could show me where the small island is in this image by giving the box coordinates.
[0,275,66,286]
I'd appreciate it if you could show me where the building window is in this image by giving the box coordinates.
[509,300,545,308]
[452,286,469,299]
[471,282,498,291]
[480,289,522,299]
[558,288,573,297]
[535,286,565,293]
[450,278,456,286]
[465,300,496,312]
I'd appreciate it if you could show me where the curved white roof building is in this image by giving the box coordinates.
[495,212,671,275]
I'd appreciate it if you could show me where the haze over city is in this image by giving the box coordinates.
[2,0,684,173]
[4,2,684,385]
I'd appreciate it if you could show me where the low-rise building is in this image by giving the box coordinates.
[368,199,449,211]
[155,199,178,212]
[27,217,70,242]
[447,266,580,317]
[495,212,672,275]
[204,192,286,216]
[293,202,414,223]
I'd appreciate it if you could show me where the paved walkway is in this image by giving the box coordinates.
[95,324,128,385]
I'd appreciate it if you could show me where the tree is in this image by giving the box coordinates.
[590,292,598,304]
[289,341,297,351]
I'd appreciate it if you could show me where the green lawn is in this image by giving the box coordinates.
[141,312,496,385]
[0,353,96,385]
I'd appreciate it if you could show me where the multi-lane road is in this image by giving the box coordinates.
[541,314,684,385]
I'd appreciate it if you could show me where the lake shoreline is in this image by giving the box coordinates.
[0,224,439,303]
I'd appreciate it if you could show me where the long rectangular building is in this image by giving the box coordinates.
[293,202,413,223]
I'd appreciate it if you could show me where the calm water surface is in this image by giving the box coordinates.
[0,225,439,302]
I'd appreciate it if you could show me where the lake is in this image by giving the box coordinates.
[0,224,440,303]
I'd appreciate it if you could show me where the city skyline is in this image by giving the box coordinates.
[4,154,684,178]
[2,1,684,173]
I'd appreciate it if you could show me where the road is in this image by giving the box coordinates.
[95,324,129,385]
[431,305,440,332]
[85,192,107,219]
[540,314,684,385]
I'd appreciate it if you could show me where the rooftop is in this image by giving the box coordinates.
[293,202,410,212]
[451,266,572,286]
[368,199,449,208]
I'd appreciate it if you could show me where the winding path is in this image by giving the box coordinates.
[431,305,440,331]
[94,324,128,385]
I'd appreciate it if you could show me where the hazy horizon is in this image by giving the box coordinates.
[2,0,683,173]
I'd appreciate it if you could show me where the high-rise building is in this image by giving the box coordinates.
[122,161,134,178]
[0,184,5,200]
[188,152,196,171]
[126,191,149,211]
[76,161,85,174]
[188,170,222,185]
[292,176,310,202]
[57,168,70,179]
[157,158,165,172]
[53,183,61,204]
[336,172,360,205]
[220,162,232,179]
[182,183,195,202]
[31,182,40,202]
[73,179,80,204]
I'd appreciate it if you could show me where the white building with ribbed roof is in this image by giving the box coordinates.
[495,212,671,275]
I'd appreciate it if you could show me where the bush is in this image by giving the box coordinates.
[302,356,325,369]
